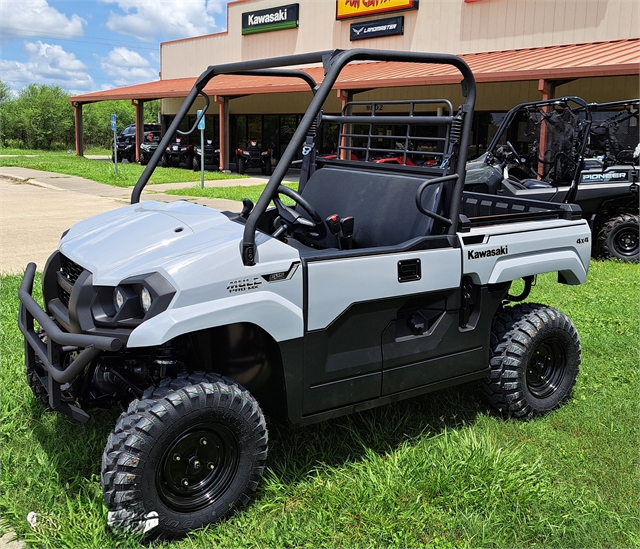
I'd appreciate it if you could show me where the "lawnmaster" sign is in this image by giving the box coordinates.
[242,4,299,35]
[350,16,404,41]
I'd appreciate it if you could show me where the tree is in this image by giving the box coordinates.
[0,80,12,104]
[1,84,74,149]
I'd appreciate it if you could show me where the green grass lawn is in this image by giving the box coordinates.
[0,261,638,548]
[0,149,246,187]
[165,182,297,204]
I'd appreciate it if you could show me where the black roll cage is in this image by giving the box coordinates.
[484,96,592,205]
[131,49,476,266]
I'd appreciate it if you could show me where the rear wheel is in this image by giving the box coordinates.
[101,372,268,539]
[237,156,246,174]
[482,303,581,418]
[597,213,639,262]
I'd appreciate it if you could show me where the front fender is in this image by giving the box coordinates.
[127,290,303,347]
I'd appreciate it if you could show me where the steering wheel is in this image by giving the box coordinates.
[272,186,326,240]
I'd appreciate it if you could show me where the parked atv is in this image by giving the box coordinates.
[236,139,272,175]
[112,123,161,163]
[465,96,639,261]
[193,140,220,171]
[139,131,161,166]
[161,136,194,168]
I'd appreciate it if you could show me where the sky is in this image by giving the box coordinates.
[0,0,229,96]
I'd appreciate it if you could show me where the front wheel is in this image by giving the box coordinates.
[482,303,581,418]
[237,156,246,174]
[101,372,268,539]
[192,155,201,172]
[597,213,639,262]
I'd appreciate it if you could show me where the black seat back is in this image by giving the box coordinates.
[299,166,445,249]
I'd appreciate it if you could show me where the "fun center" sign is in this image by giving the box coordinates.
[337,0,418,20]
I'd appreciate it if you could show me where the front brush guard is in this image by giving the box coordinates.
[18,263,123,422]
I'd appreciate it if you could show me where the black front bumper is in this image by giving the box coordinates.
[18,262,123,421]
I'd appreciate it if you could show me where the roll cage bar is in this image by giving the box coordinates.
[484,96,592,205]
[131,49,476,266]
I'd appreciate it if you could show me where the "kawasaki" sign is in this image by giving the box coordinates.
[242,4,299,35]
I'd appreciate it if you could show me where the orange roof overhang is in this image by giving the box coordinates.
[69,39,640,104]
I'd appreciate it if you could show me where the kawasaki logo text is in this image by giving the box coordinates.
[467,246,508,260]
[248,9,287,25]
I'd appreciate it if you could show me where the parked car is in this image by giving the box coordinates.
[236,139,272,174]
[112,123,161,163]
[465,97,639,261]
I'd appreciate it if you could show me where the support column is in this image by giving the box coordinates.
[537,79,555,177]
[215,95,230,172]
[133,99,144,163]
[73,102,83,156]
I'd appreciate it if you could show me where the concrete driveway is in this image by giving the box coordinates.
[0,168,248,275]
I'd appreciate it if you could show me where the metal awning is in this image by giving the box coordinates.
[69,39,640,104]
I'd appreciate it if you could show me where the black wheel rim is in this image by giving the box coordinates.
[526,337,566,399]
[157,423,239,512]
[613,226,639,256]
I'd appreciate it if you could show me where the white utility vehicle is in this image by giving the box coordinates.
[19,49,591,538]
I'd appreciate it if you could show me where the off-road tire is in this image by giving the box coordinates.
[101,371,268,539]
[160,154,170,168]
[185,153,194,170]
[597,213,639,262]
[264,159,273,176]
[139,154,149,166]
[192,155,201,172]
[237,156,246,174]
[482,303,581,418]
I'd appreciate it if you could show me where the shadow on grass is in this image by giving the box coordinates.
[29,379,490,499]
[265,382,490,486]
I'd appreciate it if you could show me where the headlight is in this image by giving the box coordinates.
[93,273,176,328]
[114,288,125,311]
[140,287,152,313]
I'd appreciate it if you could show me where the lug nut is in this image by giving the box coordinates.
[194,460,201,469]
[200,438,208,445]
[182,478,189,487]
[208,463,215,470]
[173,454,181,461]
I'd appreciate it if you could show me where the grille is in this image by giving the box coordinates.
[58,254,84,307]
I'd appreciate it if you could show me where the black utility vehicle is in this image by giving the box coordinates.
[112,123,161,163]
[236,139,272,174]
[193,139,220,171]
[161,135,194,168]
[19,49,591,539]
[465,97,639,261]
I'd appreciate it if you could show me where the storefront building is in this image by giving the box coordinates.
[69,0,640,168]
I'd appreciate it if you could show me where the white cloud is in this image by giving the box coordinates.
[99,0,224,42]
[0,0,86,40]
[0,41,94,95]
[100,47,158,87]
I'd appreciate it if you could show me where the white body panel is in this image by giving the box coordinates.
[59,201,304,346]
[307,248,462,331]
[460,219,591,285]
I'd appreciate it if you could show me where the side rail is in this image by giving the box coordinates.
[459,191,582,230]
